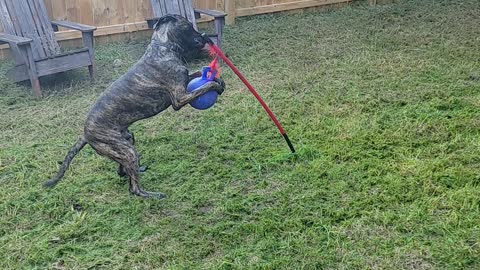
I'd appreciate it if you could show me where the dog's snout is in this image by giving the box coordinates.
[194,36,205,47]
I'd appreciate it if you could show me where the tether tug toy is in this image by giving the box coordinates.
[187,66,218,109]
[187,58,220,110]
[200,34,296,153]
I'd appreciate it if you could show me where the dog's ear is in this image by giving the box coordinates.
[153,15,178,30]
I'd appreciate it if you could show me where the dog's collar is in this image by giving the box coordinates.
[150,40,184,54]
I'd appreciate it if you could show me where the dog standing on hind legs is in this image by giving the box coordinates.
[44,15,225,198]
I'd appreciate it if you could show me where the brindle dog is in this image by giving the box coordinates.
[44,15,225,198]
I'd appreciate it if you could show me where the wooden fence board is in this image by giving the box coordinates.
[79,0,94,25]
[236,0,350,17]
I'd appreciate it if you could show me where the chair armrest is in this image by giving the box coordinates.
[51,20,97,32]
[0,33,32,45]
[194,9,227,18]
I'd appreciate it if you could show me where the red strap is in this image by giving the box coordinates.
[209,45,286,135]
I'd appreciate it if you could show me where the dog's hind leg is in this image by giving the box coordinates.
[117,130,147,177]
[92,136,165,199]
[117,130,135,177]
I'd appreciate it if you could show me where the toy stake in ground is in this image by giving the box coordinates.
[202,34,295,153]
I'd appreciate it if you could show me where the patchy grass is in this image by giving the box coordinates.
[1,0,480,269]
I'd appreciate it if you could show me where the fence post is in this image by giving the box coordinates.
[225,0,236,25]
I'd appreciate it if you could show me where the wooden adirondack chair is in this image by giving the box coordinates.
[147,0,226,49]
[0,0,96,97]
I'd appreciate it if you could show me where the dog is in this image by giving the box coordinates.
[44,15,225,199]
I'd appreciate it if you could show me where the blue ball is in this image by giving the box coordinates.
[187,77,218,110]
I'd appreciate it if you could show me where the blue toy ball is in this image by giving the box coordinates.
[187,66,218,110]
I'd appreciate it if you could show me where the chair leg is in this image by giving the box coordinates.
[18,43,42,97]
[82,31,96,82]
[214,17,225,50]
[88,65,95,81]
[30,77,41,98]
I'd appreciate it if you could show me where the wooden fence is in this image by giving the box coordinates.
[40,0,350,26]
[43,0,222,27]
[0,0,351,58]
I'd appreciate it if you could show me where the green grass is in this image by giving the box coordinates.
[1,0,480,268]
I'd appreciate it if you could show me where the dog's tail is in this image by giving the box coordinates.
[44,136,88,188]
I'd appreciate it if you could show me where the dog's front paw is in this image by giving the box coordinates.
[214,78,226,95]
[215,78,225,88]
[216,85,225,95]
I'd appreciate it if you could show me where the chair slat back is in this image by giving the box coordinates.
[150,0,197,30]
[0,0,60,60]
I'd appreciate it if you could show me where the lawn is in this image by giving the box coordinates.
[1,0,479,269]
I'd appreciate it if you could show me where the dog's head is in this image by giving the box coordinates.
[152,15,207,58]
